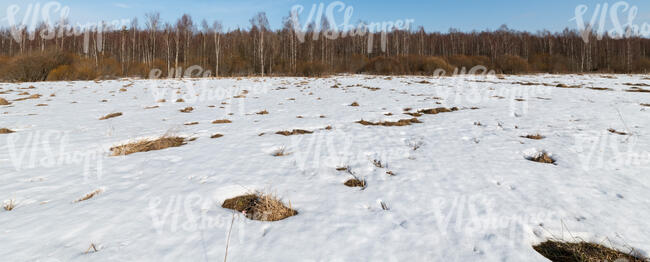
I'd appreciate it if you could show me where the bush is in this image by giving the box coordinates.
[297,61,328,77]
[496,55,530,74]
[0,51,72,82]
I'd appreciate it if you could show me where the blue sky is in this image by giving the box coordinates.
[1,0,650,33]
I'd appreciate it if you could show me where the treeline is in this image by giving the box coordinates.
[1,12,649,82]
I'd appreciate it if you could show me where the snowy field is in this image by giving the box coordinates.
[1,74,649,261]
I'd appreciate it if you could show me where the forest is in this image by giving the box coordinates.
[1,11,649,82]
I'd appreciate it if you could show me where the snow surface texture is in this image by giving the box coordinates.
[1,74,649,261]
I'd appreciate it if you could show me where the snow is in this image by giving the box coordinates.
[1,74,649,261]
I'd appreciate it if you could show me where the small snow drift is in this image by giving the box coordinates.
[222,193,297,221]
[0,128,15,134]
[357,118,422,126]
[524,149,556,164]
[533,240,646,262]
[99,112,123,120]
[276,129,313,136]
[110,136,186,156]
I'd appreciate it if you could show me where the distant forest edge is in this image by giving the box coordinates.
[1,12,650,82]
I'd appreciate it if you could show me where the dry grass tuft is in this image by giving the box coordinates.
[14,94,41,101]
[256,110,269,115]
[222,193,297,221]
[357,118,422,127]
[0,97,10,105]
[641,103,650,107]
[417,107,459,115]
[110,136,186,156]
[522,134,545,140]
[76,189,103,202]
[212,119,232,124]
[626,87,650,93]
[350,101,360,107]
[344,178,366,188]
[176,98,185,102]
[0,128,15,134]
[99,112,123,120]
[526,151,556,164]
[210,133,223,139]
[272,147,289,156]
[533,240,647,262]
[3,199,15,211]
[36,103,48,106]
[276,129,313,136]
[180,107,194,113]
[184,122,199,126]
[608,128,628,135]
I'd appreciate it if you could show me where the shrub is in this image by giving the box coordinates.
[496,55,530,74]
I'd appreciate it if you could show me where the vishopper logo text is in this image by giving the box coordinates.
[4,130,105,181]
[572,1,650,43]
[3,1,130,53]
[290,1,414,53]
[573,130,650,171]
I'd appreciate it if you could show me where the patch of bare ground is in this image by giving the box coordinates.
[521,134,545,140]
[212,119,232,124]
[210,133,223,139]
[526,151,556,164]
[222,193,297,221]
[110,136,186,156]
[0,98,10,105]
[587,87,613,91]
[180,107,194,113]
[608,128,628,135]
[75,189,103,202]
[99,112,123,120]
[14,94,41,101]
[626,87,650,93]
[276,129,313,136]
[0,128,15,134]
[533,240,647,262]
[357,118,422,126]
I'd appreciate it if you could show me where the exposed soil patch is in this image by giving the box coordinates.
[533,240,646,262]
[521,134,545,140]
[357,118,422,126]
[99,112,123,120]
[0,128,15,134]
[276,129,313,136]
[110,136,186,156]
[212,119,232,124]
[222,193,297,221]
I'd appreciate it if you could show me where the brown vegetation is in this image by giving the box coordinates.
[608,128,628,135]
[0,97,10,105]
[357,118,422,126]
[222,193,297,221]
[212,119,232,124]
[344,178,366,188]
[521,134,545,140]
[533,240,646,262]
[210,133,223,139]
[110,136,186,156]
[75,189,103,202]
[0,128,15,134]
[276,129,313,136]
[99,112,123,120]
[526,151,556,164]
[180,107,194,113]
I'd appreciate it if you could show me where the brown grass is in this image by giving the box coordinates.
[522,134,545,140]
[344,178,366,188]
[35,103,48,106]
[99,112,123,120]
[222,193,297,221]
[533,240,647,262]
[526,151,556,164]
[587,87,613,91]
[350,102,360,106]
[272,147,289,156]
[3,199,15,211]
[110,136,186,156]
[608,128,628,135]
[256,110,269,115]
[626,87,650,93]
[357,118,422,126]
[75,189,103,202]
[180,107,194,113]
[276,129,313,136]
[176,98,185,102]
[0,98,10,105]
[14,94,41,101]
[641,103,650,107]
[212,119,232,124]
[210,133,223,139]
[184,122,199,126]
[0,128,15,134]
[417,107,459,115]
